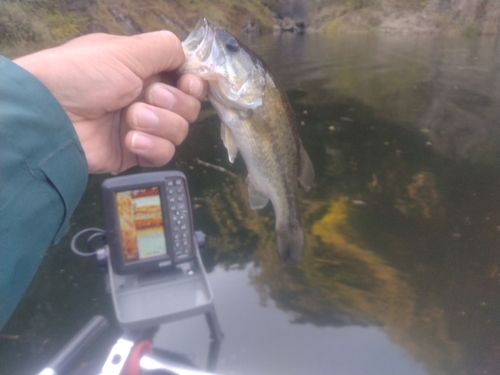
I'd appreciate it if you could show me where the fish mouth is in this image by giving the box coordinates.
[180,19,264,108]
[181,18,218,75]
[182,18,211,54]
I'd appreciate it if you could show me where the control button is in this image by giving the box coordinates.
[175,179,182,185]
[176,188,183,193]
[169,197,175,203]
[167,181,173,186]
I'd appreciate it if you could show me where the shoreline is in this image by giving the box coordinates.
[2,0,499,59]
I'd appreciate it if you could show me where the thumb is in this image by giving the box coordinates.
[116,31,185,79]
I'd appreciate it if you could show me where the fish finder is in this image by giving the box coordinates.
[102,171,195,275]
[59,170,222,369]
[97,171,221,333]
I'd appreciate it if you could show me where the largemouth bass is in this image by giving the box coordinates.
[180,18,314,263]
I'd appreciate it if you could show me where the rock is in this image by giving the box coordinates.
[107,5,142,35]
[281,16,296,31]
[280,0,308,25]
[156,13,189,38]
[242,19,261,34]
[273,1,309,33]
[271,11,282,19]
[86,20,109,34]
[275,17,307,33]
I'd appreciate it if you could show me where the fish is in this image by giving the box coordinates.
[180,18,314,263]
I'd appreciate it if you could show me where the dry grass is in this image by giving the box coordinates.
[0,0,275,55]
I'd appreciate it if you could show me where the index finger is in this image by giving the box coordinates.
[118,31,185,79]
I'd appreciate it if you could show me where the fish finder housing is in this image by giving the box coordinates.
[100,171,222,335]
[102,171,195,275]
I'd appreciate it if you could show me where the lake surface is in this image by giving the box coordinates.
[2,31,500,375]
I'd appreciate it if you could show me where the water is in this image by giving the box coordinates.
[2,32,500,375]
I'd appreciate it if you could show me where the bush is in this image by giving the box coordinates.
[46,11,84,39]
[0,2,40,45]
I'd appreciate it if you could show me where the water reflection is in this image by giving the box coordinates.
[2,33,500,375]
[193,32,500,374]
[156,265,427,375]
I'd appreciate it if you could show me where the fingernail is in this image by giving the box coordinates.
[189,77,203,97]
[135,108,159,130]
[130,133,152,150]
[150,86,174,109]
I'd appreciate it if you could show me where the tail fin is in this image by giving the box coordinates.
[276,222,304,264]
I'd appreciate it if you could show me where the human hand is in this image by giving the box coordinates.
[14,31,207,173]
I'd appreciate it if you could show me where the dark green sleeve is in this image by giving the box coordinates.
[0,56,88,329]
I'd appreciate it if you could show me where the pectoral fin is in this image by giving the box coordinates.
[247,176,269,210]
[221,123,238,163]
[298,143,315,191]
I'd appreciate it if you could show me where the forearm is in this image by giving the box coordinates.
[0,56,88,329]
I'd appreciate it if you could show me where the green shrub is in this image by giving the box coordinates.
[46,11,84,39]
[0,2,40,45]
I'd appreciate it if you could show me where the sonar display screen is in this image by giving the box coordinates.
[115,187,167,263]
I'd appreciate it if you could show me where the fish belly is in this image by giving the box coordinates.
[214,98,303,262]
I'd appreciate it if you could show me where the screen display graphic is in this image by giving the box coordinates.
[116,187,167,263]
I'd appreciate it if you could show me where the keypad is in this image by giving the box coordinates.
[166,177,192,261]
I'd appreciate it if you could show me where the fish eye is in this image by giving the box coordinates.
[225,37,240,53]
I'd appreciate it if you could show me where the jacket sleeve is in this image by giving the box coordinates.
[0,56,88,329]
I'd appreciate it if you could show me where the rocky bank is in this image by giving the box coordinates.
[1,0,499,57]
[311,0,500,36]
